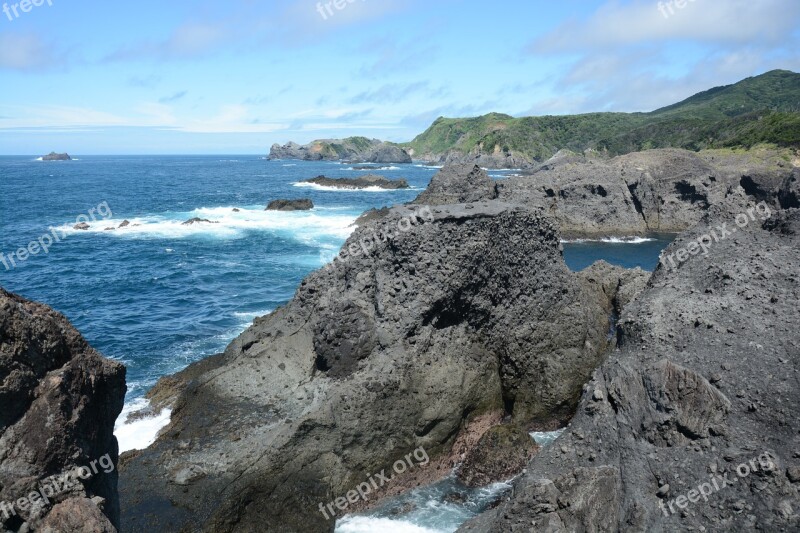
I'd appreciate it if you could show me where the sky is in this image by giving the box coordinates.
[0,0,798,154]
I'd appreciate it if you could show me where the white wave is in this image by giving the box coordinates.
[55,207,357,241]
[34,157,43,161]
[347,167,397,172]
[233,309,273,322]
[282,163,297,167]
[335,516,439,533]
[413,164,442,169]
[561,236,655,244]
[530,428,566,447]
[115,398,172,453]
[293,182,410,193]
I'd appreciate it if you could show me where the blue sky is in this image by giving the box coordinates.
[0,0,798,154]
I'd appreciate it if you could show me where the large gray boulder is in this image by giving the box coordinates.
[119,194,632,532]
[0,288,126,532]
[461,198,800,532]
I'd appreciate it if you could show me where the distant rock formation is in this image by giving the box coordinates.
[74,222,91,230]
[266,199,314,211]
[0,288,126,532]
[412,164,498,205]
[269,137,412,164]
[301,174,409,190]
[42,152,71,161]
[497,147,799,238]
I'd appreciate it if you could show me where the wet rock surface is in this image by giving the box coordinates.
[266,199,314,211]
[301,174,409,190]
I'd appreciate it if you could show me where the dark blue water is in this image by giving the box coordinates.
[0,156,669,408]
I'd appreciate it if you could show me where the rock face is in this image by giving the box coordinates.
[461,198,800,531]
[269,138,412,164]
[119,174,638,532]
[301,174,409,190]
[412,164,498,205]
[498,148,798,238]
[456,424,539,488]
[41,152,71,161]
[266,199,314,211]
[0,288,126,532]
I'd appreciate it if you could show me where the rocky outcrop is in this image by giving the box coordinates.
[779,167,799,209]
[182,218,218,225]
[119,181,638,532]
[266,199,314,211]
[456,424,539,488]
[301,174,409,190]
[461,197,800,531]
[269,138,412,164]
[0,288,126,532]
[41,152,71,161]
[498,148,798,238]
[412,164,498,205]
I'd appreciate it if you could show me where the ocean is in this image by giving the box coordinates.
[0,155,672,531]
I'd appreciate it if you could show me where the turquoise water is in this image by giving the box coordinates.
[0,156,668,408]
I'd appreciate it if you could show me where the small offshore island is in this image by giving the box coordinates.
[41,152,71,161]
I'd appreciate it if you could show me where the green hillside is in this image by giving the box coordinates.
[403,70,800,162]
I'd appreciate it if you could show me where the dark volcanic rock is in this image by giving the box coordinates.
[266,199,314,211]
[456,424,539,488]
[41,152,71,161]
[412,164,498,205]
[182,217,218,225]
[120,194,629,532]
[0,288,126,531]
[302,174,409,190]
[73,222,90,230]
[461,197,800,532]
[498,148,798,238]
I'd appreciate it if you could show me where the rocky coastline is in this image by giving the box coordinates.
[1,145,798,532]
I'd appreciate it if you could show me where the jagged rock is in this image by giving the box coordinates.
[120,192,625,532]
[456,424,539,487]
[412,164,498,205]
[266,199,314,211]
[41,152,71,161]
[301,174,409,190]
[0,288,126,531]
[118,220,130,228]
[461,199,800,532]
[779,167,799,209]
[354,207,391,226]
[73,223,90,230]
[498,148,797,238]
[38,498,116,533]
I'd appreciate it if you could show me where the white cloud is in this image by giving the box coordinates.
[532,0,800,52]
[0,32,66,71]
